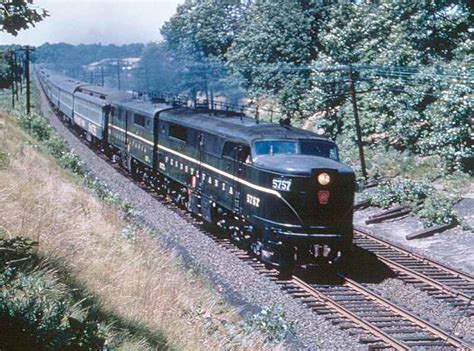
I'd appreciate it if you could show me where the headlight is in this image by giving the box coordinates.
[317,172,331,185]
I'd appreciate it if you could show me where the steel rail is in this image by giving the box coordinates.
[340,275,471,350]
[291,276,410,350]
[376,254,472,302]
[354,225,474,283]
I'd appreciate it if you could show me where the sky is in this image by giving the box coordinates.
[0,0,184,46]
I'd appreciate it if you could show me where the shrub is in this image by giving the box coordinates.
[366,178,432,209]
[43,135,68,159]
[58,151,86,176]
[417,194,457,227]
[245,305,294,342]
[0,237,115,350]
[17,112,52,142]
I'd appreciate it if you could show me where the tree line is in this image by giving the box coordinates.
[146,0,472,171]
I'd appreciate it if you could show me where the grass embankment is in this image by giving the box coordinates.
[0,93,275,349]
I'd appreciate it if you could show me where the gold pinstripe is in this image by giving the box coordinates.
[108,123,282,198]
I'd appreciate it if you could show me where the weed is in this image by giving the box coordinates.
[0,150,9,170]
[57,150,86,175]
[366,178,432,209]
[83,176,134,216]
[245,305,294,343]
[417,194,457,227]
[16,112,52,142]
[43,134,68,159]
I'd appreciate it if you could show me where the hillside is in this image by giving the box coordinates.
[0,93,272,350]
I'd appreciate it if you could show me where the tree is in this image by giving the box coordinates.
[157,0,472,169]
[161,0,248,100]
[1,0,48,36]
[136,42,180,94]
[304,0,473,167]
[227,0,319,118]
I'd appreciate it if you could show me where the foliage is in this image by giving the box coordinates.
[15,110,87,175]
[245,305,294,343]
[366,178,432,209]
[160,0,247,100]
[0,150,9,170]
[136,42,180,94]
[0,236,115,350]
[159,0,473,171]
[417,193,457,227]
[0,51,12,89]
[0,0,48,36]
[83,176,133,217]
[226,0,317,118]
[17,111,52,141]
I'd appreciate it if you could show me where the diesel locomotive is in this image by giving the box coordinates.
[37,68,356,271]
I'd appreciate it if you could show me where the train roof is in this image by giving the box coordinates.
[113,99,172,116]
[48,74,86,94]
[75,90,110,106]
[78,84,132,102]
[160,108,330,144]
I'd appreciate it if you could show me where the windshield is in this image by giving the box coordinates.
[300,140,339,160]
[254,139,339,161]
[254,141,298,156]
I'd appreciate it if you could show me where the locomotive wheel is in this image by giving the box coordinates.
[278,251,296,278]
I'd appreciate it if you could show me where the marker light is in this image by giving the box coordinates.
[317,173,331,185]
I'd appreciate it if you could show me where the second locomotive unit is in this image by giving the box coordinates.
[38,68,356,271]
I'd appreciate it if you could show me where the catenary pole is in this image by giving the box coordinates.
[348,64,367,180]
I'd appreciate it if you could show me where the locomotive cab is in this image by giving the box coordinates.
[248,137,355,270]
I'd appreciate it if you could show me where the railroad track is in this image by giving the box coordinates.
[216,239,471,350]
[354,226,474,316]
[43,99,473,349]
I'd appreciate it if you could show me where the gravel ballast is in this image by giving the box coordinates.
[367,279,474,344]
[36,84,364,349]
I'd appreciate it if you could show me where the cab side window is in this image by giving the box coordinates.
[169,123,187,142]
[222,142,251,163]
[134,113,146,127]
[223,142,239,159]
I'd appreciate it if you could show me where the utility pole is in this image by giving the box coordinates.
[17,52,23,95]
[116,59,121,90]
[9,50,16,109]
[101,65,104,86]
[14,51,19,101]
[25,46,31,115]
[348,64,367,180]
